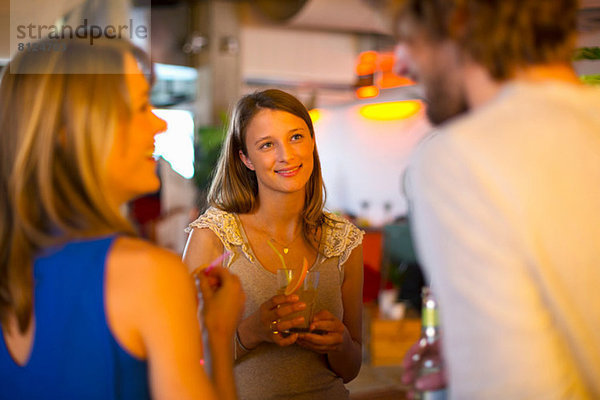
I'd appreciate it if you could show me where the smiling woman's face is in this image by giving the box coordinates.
[239,108,315,197]
[105,53,167,205]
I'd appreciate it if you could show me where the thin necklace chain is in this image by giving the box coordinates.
[267,227,302,254]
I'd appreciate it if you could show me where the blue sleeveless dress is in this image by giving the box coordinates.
[0,236,150,400]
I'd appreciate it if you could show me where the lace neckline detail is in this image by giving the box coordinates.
[233,213,324,273]
[187,208,364,267]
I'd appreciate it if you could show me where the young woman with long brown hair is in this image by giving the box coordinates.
[184,89,364,400]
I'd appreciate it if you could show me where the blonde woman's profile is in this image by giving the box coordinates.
[0,35,244,400]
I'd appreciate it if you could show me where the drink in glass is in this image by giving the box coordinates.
[276,269,319,333]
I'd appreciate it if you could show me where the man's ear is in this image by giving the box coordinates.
[239,150,255,171]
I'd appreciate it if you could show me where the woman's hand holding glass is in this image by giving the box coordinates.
[296,310,346,353]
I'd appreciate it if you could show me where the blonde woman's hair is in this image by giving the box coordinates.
[0,36,150,333]
[208,89,328,241]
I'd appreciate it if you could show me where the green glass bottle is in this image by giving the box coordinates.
[415,287,447,400]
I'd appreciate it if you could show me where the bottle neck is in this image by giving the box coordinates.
[422,325,439,343]
[421,292,440,341]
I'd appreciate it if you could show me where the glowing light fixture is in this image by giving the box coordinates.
[309,109,322,124]
[356,63,375,76]
[357,51,378,69]
[377,52,415,89]
[359,100,422,121]
[355,51,378,98]
[356,85,379,99]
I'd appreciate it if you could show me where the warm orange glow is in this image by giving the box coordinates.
[379,53,395,72]
[356,63,375,76]
[359,101,422,120]
[356,85,379,99]
[358,51,378,65]
[377,51,415,88]
[356,51,378,76]
[378,72,414,88]
[308,109,321,124]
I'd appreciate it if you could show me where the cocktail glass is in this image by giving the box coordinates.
[276,269,319,333]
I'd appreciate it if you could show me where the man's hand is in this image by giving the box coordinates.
[402,338,447,398]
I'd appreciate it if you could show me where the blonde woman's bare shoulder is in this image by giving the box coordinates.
[110,236,183,268]
[108,236,194,295]
[105,236,196,359]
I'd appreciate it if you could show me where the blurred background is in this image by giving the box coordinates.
[1,1,599,397]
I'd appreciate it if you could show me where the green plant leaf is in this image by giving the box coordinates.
[193,124,226,192]
[574,47,600,61]
[580,74,600,86]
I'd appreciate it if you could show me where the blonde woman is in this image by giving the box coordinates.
[0,36,244,400]
[183,89,364,400]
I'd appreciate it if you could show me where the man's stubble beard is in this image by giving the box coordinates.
[425,81,469,126]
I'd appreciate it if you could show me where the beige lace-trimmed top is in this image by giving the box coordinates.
[187,207,364,400]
